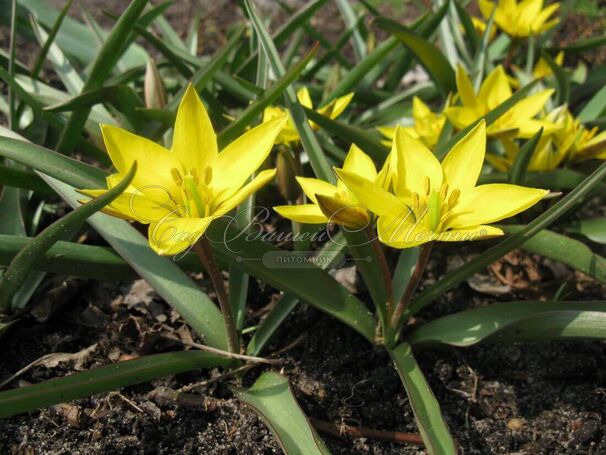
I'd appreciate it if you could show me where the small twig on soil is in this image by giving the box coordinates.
[148,387,222,411]
[0,353,68,389]
[179,363,253,392]
[309,417,424,446]
[161,334,283,365]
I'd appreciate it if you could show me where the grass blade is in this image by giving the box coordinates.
[233,372,330,455]
[0,351,228,418]
[388,343,457,454]
[244,0,333,182]
[335,0,366,62]
[540,50,570,105]
[508,128,543,185]
[55,0,149,155]
[376,15,456,96]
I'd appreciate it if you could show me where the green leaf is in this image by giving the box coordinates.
[207,219,377,343]
[454,0,479,55]
[409,160,606,317]
[508,128,543,185]
[0,235,138,281]
[29,0,75,78]
[335,0,366,62]
[408,301,606,346]
[376,16,456,96]
[393,248,420,302]
[500,225,606,283]
[540,50,570,105]
[549,35,606,53]
[388,343,456,455]
[17,0,148,68]
[218,44,319,148]
[236,0,329,74]
[577,84,606,123]
[566,217,606,244]
[0,351,228,418]
[434,80,539,159]
[243,0,334,182]
[0,164,136,313]
[233,372,330,455]
[0,165,53,195]
[303,107,389,161]
[322,37,399,104]
[55,0,149,155]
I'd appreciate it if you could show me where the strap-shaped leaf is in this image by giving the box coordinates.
[388,343,457,455]
[0,163,136,313]
[233,372,331,455]
[500,225,606,283]
[0,351,229,418]
[376,15,456,96]
[408,301,606,346]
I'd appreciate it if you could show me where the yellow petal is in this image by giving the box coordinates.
[378,126,396,140]
[318,92,354,120]
[315,194,369,228]
[479,66,512,109]
[341,144,377,182]
[448,183,548,228]
[455,65,478,108]
[296,176,338,204]
[214,169,277,216]
[435,225,504,242]
[101,124,180,199]
[149,216,214,255]
[335,168,406,218]
[172,84,218,172]
[297,86,314,109]
[376,212,434,249]
[511,89,554,121]
[442,121,486,192]
[485,153,511,172]
[444,106,481,130]
[394,127,443,197]
[274,204,328,224]
[213,116,286,190]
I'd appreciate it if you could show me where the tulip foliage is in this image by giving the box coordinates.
[0,0,606,453]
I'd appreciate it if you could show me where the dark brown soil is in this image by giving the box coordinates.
[1,242,606,454]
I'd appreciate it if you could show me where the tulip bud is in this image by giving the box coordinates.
[144,58,166,109]
[315,194,369,228]
[276,148,302,203]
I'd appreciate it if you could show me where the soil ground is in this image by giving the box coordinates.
[1,1,606,454]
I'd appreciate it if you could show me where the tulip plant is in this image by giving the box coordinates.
[0,0,606,453]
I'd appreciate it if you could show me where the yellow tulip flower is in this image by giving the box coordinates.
[378,97,446,149]
[80,84,287,255]
[471,16,497,42]
[336,121,548,249]
[533,51,565,79]
[445,65,555,139]
[274,144,389,228]
[478,0,560,38]
[263,87,354,144]
[554,108,606,162]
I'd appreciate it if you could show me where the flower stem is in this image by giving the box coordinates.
[389,242,433,330]
[193,237,240,354]
[366,225,394,318]
[504,38,519,70]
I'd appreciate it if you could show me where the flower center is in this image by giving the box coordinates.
[171,167,214,217]
[412,177,460,232]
